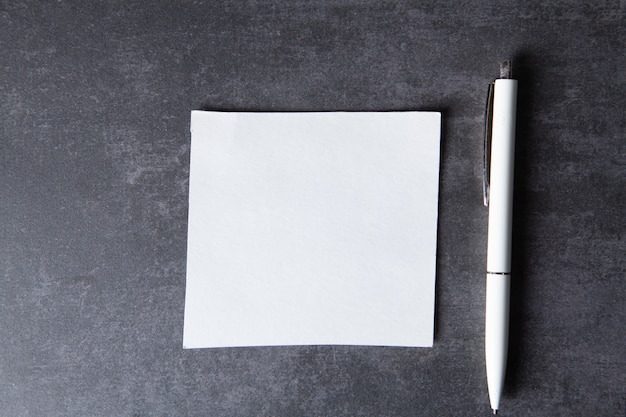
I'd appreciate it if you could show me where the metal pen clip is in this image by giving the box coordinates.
[484,61,512,207]
[483,81,494,207]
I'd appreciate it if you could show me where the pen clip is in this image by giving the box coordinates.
[483,82,494,207]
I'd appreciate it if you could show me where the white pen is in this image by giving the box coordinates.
[483,60,518,414]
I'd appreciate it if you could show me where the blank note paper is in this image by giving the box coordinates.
[183,111,441,349]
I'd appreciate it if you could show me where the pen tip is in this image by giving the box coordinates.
[492,409,498,415]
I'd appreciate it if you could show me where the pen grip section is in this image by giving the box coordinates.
[485,272,510,411]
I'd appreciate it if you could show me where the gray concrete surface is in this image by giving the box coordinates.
[0,1,624,416]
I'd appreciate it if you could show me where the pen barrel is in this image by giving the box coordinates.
[486,79,518,273]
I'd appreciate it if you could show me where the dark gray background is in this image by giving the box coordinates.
[1,1,624,416]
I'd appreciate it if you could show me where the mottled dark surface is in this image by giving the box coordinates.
[0,1,624,416]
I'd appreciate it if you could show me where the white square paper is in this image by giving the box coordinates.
[183,111,441,348]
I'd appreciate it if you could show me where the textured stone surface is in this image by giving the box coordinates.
[0,1,623,416]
